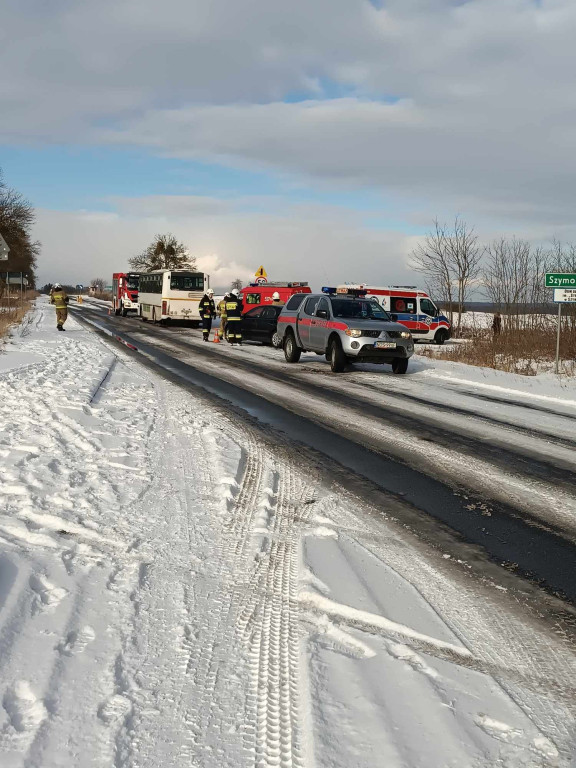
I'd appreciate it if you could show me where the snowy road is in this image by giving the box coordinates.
[72,301,576,603]
[0,300,574,767]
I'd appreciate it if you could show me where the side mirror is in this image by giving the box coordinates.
[390,313,398,322]
[317,309,328,319]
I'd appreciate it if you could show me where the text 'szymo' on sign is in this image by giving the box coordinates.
[545,273,576,288]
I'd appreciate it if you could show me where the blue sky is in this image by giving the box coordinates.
[2,143,424,231]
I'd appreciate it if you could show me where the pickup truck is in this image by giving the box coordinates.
[276,289,414,373]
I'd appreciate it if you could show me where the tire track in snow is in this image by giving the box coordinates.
[236,446,318,768]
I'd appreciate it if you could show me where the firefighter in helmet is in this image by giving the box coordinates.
[225,289,243,344]
[199,288,216,341]
[271,291,284,306]
[50,283,69,331]
[217,291,230,340]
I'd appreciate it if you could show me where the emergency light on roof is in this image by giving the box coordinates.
[322,286,367,297]
[391,285,418,289]
[336,287,368,297]
[248,281,309,288]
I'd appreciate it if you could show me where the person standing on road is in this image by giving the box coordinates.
[225,289,243,345]
[492,312,502,338]
[50,283,69,331]
[271,291,284,306]
[199,288,216,341]
[217,292,229,340]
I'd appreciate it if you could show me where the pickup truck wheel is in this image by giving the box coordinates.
[272,332,282,349]
[392,357,409,374]
[330,338,347,373]
[284,333,301,363]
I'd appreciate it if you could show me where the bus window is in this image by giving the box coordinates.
[140,274,162,293]
[170,273,204,291]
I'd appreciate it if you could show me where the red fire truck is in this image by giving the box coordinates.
[112,272,140,316]
[240,281,311,313]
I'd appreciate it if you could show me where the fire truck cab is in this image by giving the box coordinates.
[113,272,140,316]
[240,282,311,314]
[338,285,451,344]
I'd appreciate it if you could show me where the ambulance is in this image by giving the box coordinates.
[338,285,451,344]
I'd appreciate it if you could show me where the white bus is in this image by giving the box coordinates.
[138,270,210,325]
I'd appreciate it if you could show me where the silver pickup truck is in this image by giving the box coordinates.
[276,289,414,373]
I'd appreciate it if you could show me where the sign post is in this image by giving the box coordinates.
[549,282,576,374]
[254,265,268,285]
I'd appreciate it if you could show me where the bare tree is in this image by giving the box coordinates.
[447,217,481,332]
[0,169,38,286]
[90,277,106,292]
[129,234,195,272]
[230,277,243,291]
[411,217,481,333]
[483,238,554,331]
[410,220,454,323]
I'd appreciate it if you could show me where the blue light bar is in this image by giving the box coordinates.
[322,286,337,294]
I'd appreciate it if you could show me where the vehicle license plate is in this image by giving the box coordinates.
[374,341,396,349]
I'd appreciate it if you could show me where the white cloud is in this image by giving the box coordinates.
[33,197,417,292]
[6,0,576,254]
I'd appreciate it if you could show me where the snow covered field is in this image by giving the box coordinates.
[0,300,575,767]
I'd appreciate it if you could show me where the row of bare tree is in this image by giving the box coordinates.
[411,218,576,334]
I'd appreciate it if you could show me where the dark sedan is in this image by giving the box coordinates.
[242,305,283,346]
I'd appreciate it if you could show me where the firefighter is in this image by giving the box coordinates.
[217,292,229,340]
[225,289,243,344]
[271,291,284,306]
[50,283,69,331]
[199,288,216,341]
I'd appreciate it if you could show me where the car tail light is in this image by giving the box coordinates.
[162,301,167,315]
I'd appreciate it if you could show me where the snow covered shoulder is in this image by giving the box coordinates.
[0,299,573,767]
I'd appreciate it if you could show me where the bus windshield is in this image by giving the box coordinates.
[331,298,391,321]
[169,273,204,291]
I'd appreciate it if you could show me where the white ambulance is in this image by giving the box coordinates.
[338,285,451,344]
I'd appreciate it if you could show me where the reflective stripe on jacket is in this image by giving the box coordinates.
[225,298,243,320]
[50,291,68,309]
[199,296,216,318]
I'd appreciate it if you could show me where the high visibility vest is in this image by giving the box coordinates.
[51,291,68,309]
[225,299,242,320]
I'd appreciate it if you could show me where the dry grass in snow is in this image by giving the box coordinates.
[0,294,36,340]
[420,326,576,376]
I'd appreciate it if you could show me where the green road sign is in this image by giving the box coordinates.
[545,273,576,288]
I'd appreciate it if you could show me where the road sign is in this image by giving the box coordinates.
[76,284,84,291]
[254,265,268,284]
[0,232,9,261]
[554,288,576,303]
[545,273,576,288]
